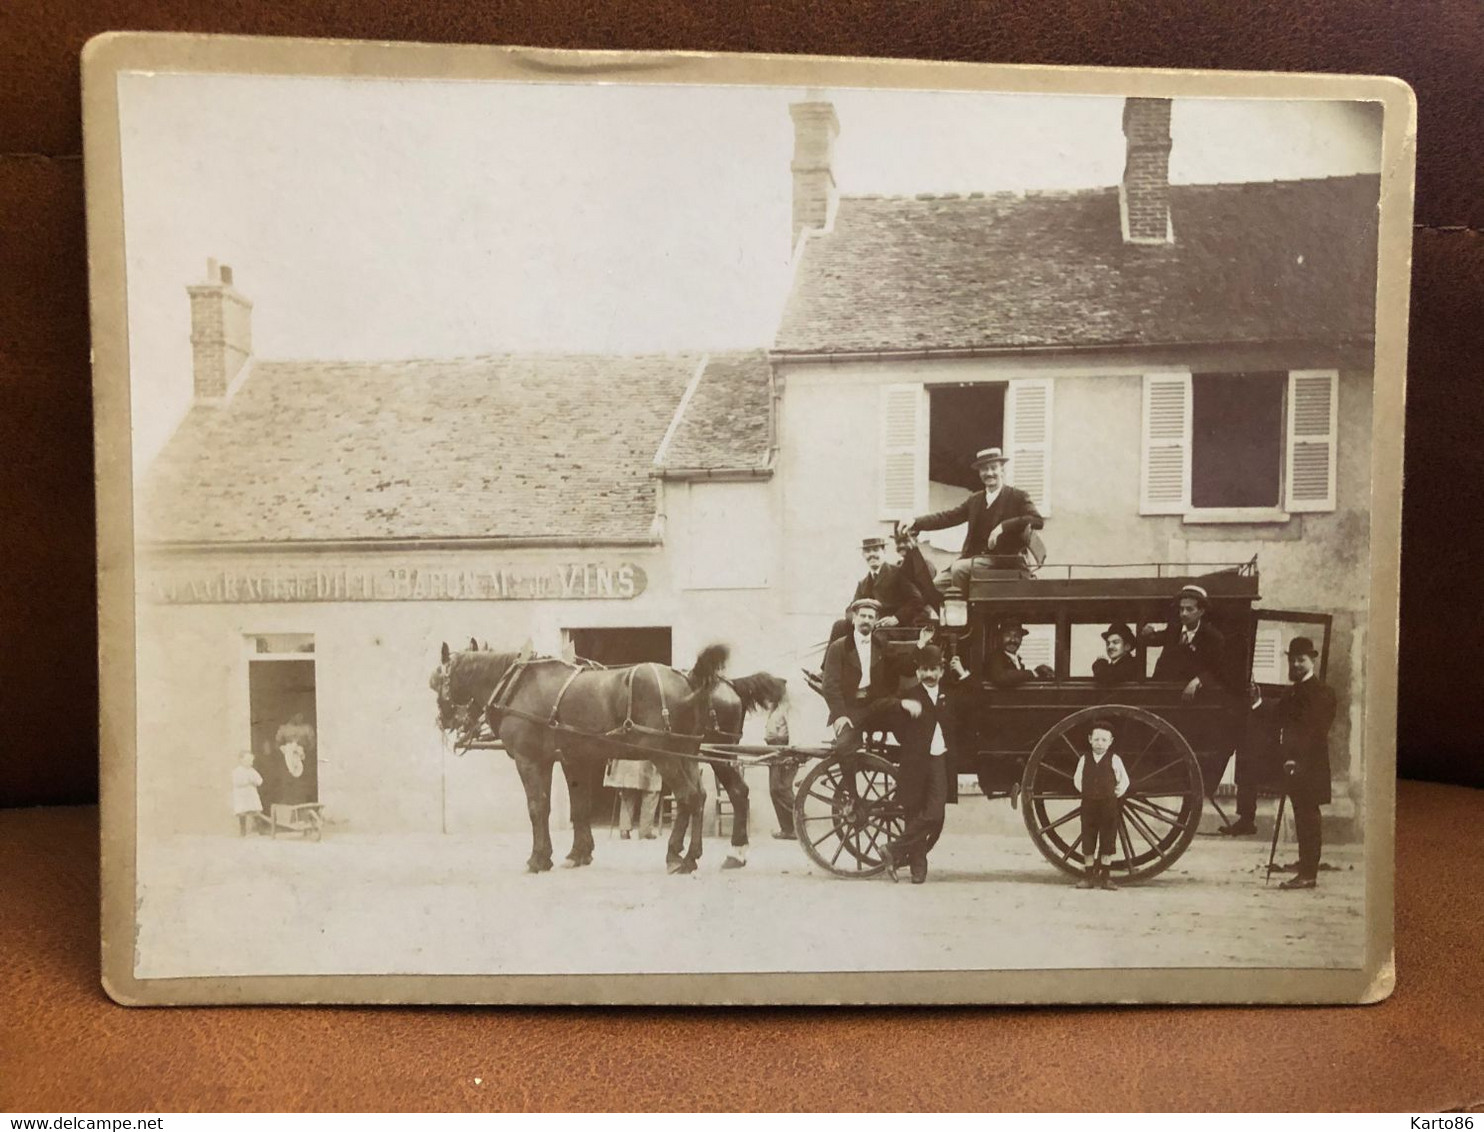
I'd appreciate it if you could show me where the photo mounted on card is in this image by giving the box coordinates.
[85,33,1413,1005]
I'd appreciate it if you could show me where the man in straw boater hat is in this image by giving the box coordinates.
[904,445,1045,596]
[1139,583,1229,701]
[827,535,930,644]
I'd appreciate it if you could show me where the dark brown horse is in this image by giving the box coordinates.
[431,642,725,874]
[699,672,789,868]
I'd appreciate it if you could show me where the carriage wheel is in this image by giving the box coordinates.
[1021,705,1203,883]
[791,751,940,878]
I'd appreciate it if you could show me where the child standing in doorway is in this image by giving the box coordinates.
[231,751,264,836]
[1073,720,1129,890]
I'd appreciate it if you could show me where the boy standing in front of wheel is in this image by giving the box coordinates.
[1074,720,1130,890]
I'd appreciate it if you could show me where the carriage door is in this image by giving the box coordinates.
[563,628,672,827]
[246,634,319,811]
[1233,610,1335,795]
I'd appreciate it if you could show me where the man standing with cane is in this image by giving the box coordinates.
[1259,637,1338,890]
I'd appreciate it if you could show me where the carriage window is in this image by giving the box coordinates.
[1015,623,1056,671]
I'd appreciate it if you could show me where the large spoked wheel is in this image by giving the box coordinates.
[1021,705,1204,883]
[792,750,940,878]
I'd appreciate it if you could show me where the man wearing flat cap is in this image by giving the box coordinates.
[905,446,1045,595]
[1236,638,1337,888]
[828,535,929,643]
[1140,584,1228,701]
[1092,623,1140,685]
[987,622,1056,687]
[822,600,931,755]
[879,643,969,884]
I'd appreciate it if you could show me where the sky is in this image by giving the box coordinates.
[118,73,1383,468]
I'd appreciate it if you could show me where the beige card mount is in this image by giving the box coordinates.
[86,32,1413,1005]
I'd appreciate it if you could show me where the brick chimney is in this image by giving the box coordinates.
[1120,98,1173,245]
[186,258,252,400]
[789,98,839,251]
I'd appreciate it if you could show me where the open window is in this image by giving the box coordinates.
[879,378,1053,544]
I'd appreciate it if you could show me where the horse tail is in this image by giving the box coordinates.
[728,671,788,715]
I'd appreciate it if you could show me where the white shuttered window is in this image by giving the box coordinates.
[1286,370,1339,512]
[878,383,927,520]
[1140,372,1192,514]
[1005,378,1054,515]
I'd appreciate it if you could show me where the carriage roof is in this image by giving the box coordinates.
[965,559,1260,608]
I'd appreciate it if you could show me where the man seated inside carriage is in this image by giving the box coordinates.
[1139,583,1228,701]
[1092,623,1141,685]
[904,445,1045,596]
[987,621,1056,687]
[828,535,933,643]
[822,599,936,755]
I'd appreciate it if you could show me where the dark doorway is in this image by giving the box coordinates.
[929,383,1006,490]
[566,626,672,667]
[564,627,672,827]
[249,659,318,811]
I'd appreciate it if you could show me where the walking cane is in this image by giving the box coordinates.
[1264,771,1292,886]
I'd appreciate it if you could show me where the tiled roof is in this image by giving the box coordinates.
[142,354,706,544]
[774,175,1381,355]
[658,350,773,474]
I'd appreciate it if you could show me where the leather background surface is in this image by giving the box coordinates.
[2,782,1481,1112]
[0,2,1480,795]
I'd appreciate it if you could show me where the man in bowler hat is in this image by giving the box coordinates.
[905,446,1045,595]
[1262,637,1337,887]
[879,643,968,884]
[1092,623,1140,685]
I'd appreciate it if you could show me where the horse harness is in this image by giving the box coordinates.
[475,656,710,759]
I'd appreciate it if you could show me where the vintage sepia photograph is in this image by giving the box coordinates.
[87,39,1410,1003]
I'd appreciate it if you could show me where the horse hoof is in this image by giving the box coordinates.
[527,859,553,874]
[562,856,593,869]
[722,856,746,870]
[677,859,698,875]
[666,861,685,875]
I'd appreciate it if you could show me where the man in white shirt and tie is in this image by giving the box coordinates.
[879,644,968,884]
[821,599,926,755]
[1140,583,1228,701]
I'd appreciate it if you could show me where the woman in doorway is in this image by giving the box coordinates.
[605,758,663,839]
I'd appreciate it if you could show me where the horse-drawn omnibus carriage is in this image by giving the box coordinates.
[792,558,1328,883]
[433,558,1329,882]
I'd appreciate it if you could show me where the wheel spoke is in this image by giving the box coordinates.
[807,822,842,849]
[1125,794,1186,825]
[1034,806,1084,837]
[1122,799,1177,842]
[828,835,848,867]
[1027,791,1081,802]
[1037,762,1076,784]
[1115,812,1139,872]
[1121,804,1164,853]
[1130,755,1190,789]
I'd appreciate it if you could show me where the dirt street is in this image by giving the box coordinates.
[134,805,1367,979]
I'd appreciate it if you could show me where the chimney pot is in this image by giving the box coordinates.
[187,260,253,401]
[789,99,840,251]
[1120,98,1173,245]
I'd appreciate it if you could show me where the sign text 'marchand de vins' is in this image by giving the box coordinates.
[147,562,649,604]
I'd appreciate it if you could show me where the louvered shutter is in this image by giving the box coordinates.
[1250,625,1285,685]
[1141,372,1192,514]
[1286,370,1338,513]
[1005,378,1053,515]
[879,383,927,520]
